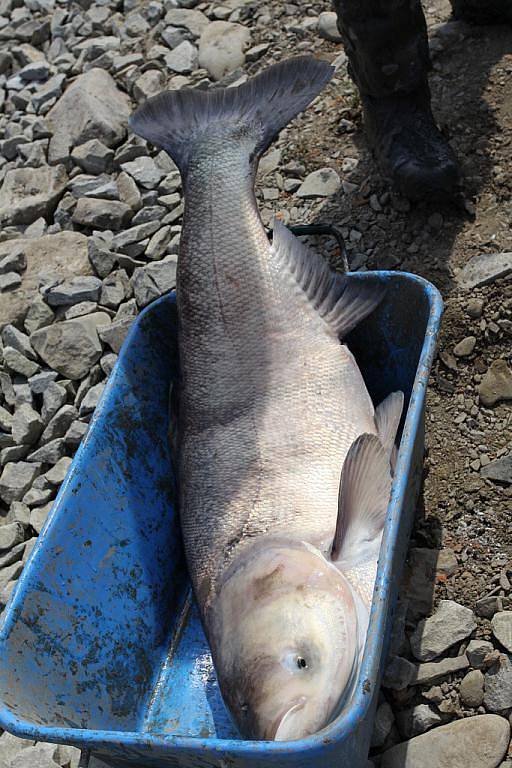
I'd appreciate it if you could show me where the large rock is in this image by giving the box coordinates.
[24,297,55,335]
[0,273,22,292]
[0,541,26,571]
[11,404,43,446]
[0,233,92,330]
[2,347,39,377]
[133,70,166,102]
[46,69,131,165]
[0,522,24,551]
[410,600,476,661]
[459,669,485,707]
[2,325,36,361]
[297,168,341,198]
[111,221,161,250]
[30,312,111,380]
[164,8,210,37]
[484,655,512,712]
[381,715,510,768]
[72,199,132,231]
[395,704,442,739]
[9,742,62,768]
[412,654,469,686]
[41,405,77,444]
[165,41,198,74]
[479,360,512,407]
[121,157,166,190]
[0,406,13,432]
[0,461,41,505]
[466,639,495,668]
[45,276,102,307]
[71,139,114,175]
[476,596,503,619]
[481,454,512,485]
[28,438,66,465]
[0,731,34,768]
[318,11,343,42]
[453,335,476,357]
[457,251,512,290]
[0,165,67,225]
[492,612,512,653]
[198,21,251,80]
[132,256,177,308]
[79,382,105,417]
[0,248,26,275]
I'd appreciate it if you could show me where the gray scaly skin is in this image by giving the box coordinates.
[178,132,376,609]
[130,58,402,742]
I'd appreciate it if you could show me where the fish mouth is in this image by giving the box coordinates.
[270,696,307,741]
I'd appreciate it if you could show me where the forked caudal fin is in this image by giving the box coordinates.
[129,57,334,173]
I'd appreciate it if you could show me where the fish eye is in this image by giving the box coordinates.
[282,650,312,673]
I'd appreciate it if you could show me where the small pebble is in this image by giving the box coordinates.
[453,336,476,357]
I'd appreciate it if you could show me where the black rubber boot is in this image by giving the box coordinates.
[333,0,461,201]
[450,0,512,24]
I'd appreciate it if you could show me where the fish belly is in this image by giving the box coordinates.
[344,560,379,610]
[180,321,376,607]
[176,143,377,611]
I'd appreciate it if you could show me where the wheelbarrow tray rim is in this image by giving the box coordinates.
[0,270,443,757]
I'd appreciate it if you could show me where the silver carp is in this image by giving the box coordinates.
[130,57,403,741]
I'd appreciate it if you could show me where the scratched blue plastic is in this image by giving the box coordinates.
[0,272,442,768]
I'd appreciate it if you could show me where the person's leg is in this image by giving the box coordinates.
[333,0,460,200]
[450,0,512,24]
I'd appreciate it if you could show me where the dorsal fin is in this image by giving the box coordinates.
[271,220,385,338]
[331,433,391,567]
[375,391,404,473]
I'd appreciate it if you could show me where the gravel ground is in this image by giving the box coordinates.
[0,0,511,765]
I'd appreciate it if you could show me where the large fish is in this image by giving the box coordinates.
[130,57,403,741]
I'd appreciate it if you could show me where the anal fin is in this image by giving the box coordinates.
[331,433,392,568]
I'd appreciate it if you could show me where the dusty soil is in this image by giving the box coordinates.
[248,0,512,638]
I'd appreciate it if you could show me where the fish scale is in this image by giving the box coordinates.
[177,139,376,603]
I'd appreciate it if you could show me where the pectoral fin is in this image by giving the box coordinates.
[331,433,392,566]
[375,391,404,474]
[273,697,307,741]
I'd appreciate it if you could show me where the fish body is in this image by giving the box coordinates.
[130,58,403,741]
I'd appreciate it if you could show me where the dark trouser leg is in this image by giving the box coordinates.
[449,0,512,24]
[333,0,461,200]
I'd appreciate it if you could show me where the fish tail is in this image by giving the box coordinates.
[129,56,334,174]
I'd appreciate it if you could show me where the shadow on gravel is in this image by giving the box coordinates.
[307,19,511,762]
[315,21,512,297]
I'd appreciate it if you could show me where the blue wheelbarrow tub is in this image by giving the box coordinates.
[0,271,442,768]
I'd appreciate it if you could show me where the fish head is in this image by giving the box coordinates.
[209,538,361,741]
